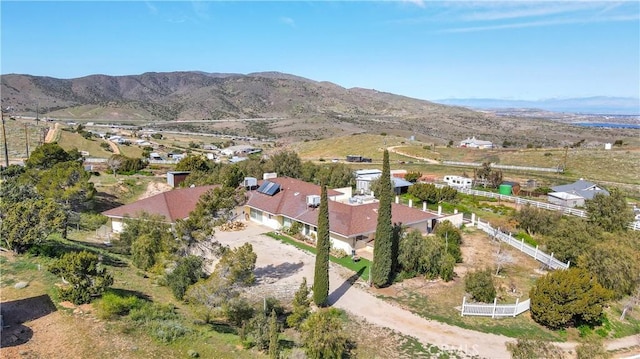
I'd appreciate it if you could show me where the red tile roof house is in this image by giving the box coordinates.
[244,177,440,254]
[102,185,217,233]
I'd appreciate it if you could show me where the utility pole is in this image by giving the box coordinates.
[1,108,9,168]
[25,123,30,158]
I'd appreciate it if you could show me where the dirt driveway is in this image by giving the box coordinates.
[215,221,515,358]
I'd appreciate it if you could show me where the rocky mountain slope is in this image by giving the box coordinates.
[1,71,631,146]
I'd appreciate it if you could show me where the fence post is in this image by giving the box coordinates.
[534,245,539,260]
[471,213,476,226]
[461,296,466,317]
[520,238,524,251]
[409,199,413,208]
[395,196,399,204]
[514,298,519,317]
[566,260,570,269]
[423,202,427,211]
[438,205,442,215]
[491,297,498,318]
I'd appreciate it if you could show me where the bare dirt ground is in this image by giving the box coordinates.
[106,140,121,155]
[43,123,60,143]
[138,179,173,200]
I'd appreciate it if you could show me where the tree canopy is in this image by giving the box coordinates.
[529,268,611,329]
[586,188,634,232]
[49,250,113,304]
[1,198,67,253]
[25,142,82,170]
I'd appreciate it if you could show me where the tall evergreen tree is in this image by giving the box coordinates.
[313,184,330,306]
[372,149,394,287]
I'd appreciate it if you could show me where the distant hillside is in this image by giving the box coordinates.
[1,71,633,146]
[434,97,640,115]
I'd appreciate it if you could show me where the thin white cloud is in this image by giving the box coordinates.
[191,1,210,20]
[440,13,640,33]
[387,1,639,32]
[400,0,426,8]
[145,1,158,16]
[280,16,296,28]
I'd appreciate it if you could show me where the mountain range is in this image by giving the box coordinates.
[1,71,634,146]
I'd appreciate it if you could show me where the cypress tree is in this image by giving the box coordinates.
[313,184,330,306]
[268,309,280,359]
[372,149,394,287]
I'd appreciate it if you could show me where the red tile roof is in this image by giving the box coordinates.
[246,177,436,238]
[102,185,217,222]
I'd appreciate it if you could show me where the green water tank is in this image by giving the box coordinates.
[498,184,512,195]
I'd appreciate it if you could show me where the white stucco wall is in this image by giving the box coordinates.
[111,218,124,233]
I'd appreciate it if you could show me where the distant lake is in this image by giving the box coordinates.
[574,122,640,129]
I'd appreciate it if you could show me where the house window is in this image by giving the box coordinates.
[283,217,291,228]
[250,209,263,221]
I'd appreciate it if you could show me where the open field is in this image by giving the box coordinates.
[294,134,640,198]
[0,118,50,164]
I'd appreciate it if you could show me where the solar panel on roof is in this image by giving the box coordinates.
[257,181,281,196]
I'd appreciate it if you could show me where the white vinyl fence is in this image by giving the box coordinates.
[461,297,530,317]
[476,218,570,270]
[441,161,563,173]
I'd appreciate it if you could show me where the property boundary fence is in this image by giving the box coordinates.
[461,297,530,317]
[441,161,563,173]
[476,218,570,270]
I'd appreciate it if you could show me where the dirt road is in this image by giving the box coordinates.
[43,123,60,143]
[215,221,640,359]
[387,145,440,164]
[215,222,514,358]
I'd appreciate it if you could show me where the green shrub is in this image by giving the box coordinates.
[79,212,108,231]
[96,292,144,320]
[129,302,178,322]
[149,320,190,343]
[464,268,496,303]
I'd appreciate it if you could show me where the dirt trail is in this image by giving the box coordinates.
[106,140,120,155]
[43,123,60,143]
[387,145,440,164]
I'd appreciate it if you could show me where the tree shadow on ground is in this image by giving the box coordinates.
[107,288,152,302]
[254,261,304,283]
[210,321,237,334]
[30,239,128,268]
[0,294,56,348]
[92,191,123,213]
[327,267,366,305]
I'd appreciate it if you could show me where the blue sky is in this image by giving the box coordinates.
[1,1,639,101]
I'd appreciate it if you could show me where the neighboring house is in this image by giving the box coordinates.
[547,179,609,207]
[355,169,414,195]
[443,175,473,189]
[102,185,216,233]
[459,136,494,149]
[244,177,438,253]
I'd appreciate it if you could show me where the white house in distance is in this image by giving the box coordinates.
[443,175,473,189]
[459,136,494,149]
[547,179,609,208]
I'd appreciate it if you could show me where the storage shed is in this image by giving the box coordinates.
[167,171,191,188]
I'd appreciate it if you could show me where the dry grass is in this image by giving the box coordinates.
[294,135,639,190]
[0,118,50,163]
